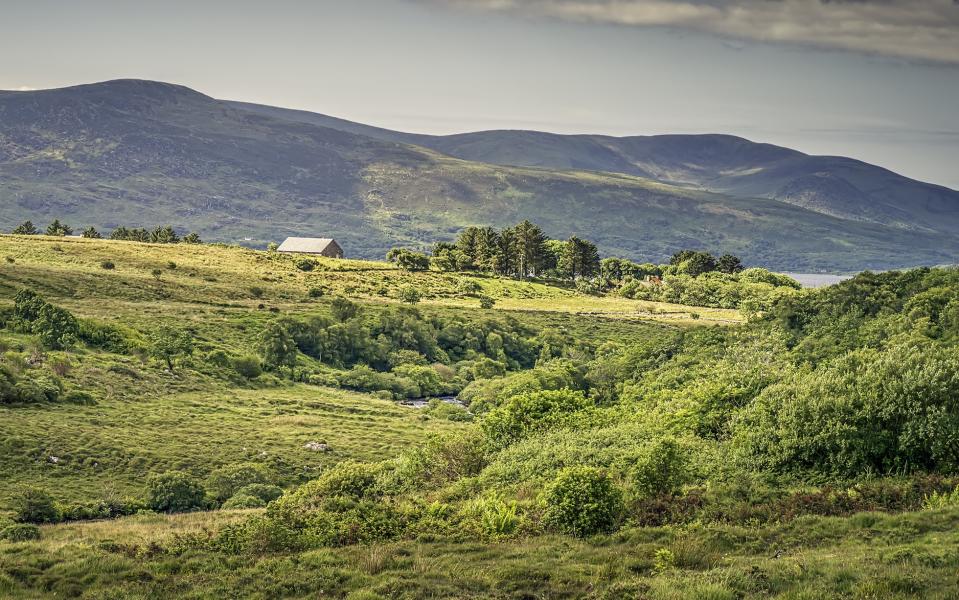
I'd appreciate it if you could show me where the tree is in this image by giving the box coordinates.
[150,225,180,244]
[392,249,430,271]
[146,471,206,513]
[330,297,359,322]
[12,221,39,235]
[679,251,717,277]
[149,325,193,371]
[81,226,102,239]
[559,236,600,280]
[259,320,298,377]
[717,253,743,274]
[45,219,72,236]
[399,285,421,305]
[33,304,80,349]
[182,232,202,244]
[512,220,549,278]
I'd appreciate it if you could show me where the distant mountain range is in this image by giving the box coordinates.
[1,79,957,271]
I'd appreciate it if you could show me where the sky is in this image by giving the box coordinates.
[2,0,957,189]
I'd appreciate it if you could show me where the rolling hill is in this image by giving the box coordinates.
[1,79,957,271]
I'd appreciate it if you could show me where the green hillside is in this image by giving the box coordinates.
[2,236,959,598]
[2,80,958,271]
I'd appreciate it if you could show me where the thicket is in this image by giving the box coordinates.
[181,266,959,555]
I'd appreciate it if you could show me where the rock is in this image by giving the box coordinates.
[304,441,331,452]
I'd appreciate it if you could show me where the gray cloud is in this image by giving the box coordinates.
[420,0,959,64]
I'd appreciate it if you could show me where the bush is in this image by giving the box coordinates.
[0,523,40,542]
[235,483,284,503]
[100,260,115,270]
[288,461,382,504]
[12,487,60,523]
[232,355,263,379]
[480,495,519,537]
[146,471,206,513]
[631,438,692,498]
[478,295,496,309]
[296,259,317,272]
[399,286,421,305]
[222,493,267,509]
[307,287,324,298]
[543,466,622,537]
[207,463,271,503]
[481,389,592,449]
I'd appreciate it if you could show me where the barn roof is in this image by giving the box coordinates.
[277,237,338,253]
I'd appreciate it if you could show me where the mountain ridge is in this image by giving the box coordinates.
[1,79,957,271]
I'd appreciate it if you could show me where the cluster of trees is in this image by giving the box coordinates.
[388,220,601,280]
[255,299,566,399]
[10,220,201,244]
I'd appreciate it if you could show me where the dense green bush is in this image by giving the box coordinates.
[146,471,207,513]
[234,483,284,503]
[232,355,263,379]
[0,523,41,542]
[543,466,622,536]
[733,341,959,477]
[481,388,593,449]
[630,438,693,498]
[223,493,267,509]
[11,487,60,523]
[207,463,271,503]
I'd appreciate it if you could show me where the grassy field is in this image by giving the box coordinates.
[2,506,957,598]
[0,234,741,326]
[0,234,679,508]
[9,235,954,599]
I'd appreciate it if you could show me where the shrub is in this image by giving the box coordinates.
[307,287,324,298]
[151,269,163,280]
[478,295,496,309]
[249,286,265,299]
[922,485,959,510]
[543,466,622,537]
[166,261,177,270]
[331,297,359,322]
[295,259,317,272]
[235,483,284,503]
[0,523,41,542]
[399,285,421,305]
[12,487,60,523]
[631,438,692,498]
[146,471,206,513]
[232,355,263,379]
[288,461,382,504]
[207,463,271,503]
[481,389,592,449]
[222,493,266,509]
[480,495,520,537]
[100,260,115,270]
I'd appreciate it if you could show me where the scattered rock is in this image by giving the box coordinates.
[304,441,331,452]
[48,456,60,464]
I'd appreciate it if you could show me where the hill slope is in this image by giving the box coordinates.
[233,101,959,234]
[1,80,958,271]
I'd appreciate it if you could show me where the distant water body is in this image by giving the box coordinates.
[780,273,852,288]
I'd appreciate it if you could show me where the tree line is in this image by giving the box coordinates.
[388,220,601,280]
[10,220,201,244]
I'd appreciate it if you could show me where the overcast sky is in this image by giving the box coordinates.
[2,0,957,188]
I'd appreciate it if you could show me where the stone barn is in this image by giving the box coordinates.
[276,237,344,258]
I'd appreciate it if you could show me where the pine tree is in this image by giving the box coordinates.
[12,221,39,235]
[45,219,72,236]
[81,226,102,239]
[560,236,601,280]
[513,220,549,278]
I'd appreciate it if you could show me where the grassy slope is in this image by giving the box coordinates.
[0,235,683,506]
[1,236,956,598]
